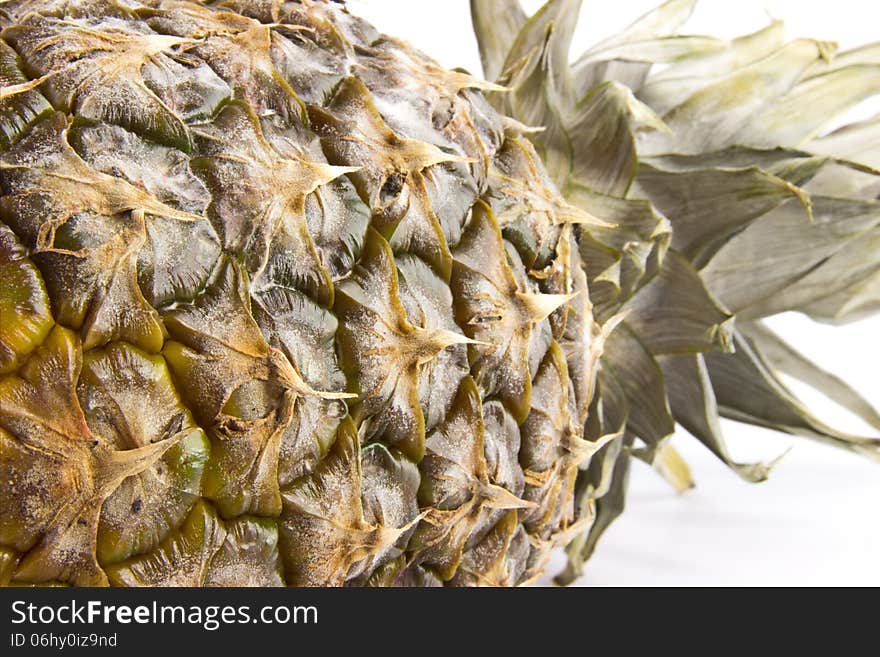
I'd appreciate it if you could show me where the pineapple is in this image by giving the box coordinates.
[470,0,880,583]
[0,0,875,588]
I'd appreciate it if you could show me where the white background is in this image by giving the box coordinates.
[350,1,880,585]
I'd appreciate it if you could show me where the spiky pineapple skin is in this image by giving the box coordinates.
[0,0,604,586]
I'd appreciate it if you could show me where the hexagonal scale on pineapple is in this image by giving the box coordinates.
[0,112,216,350]
[353,35,506,132]
[481,400,526,499]
[279,418,419,586]
[252,286,345,393]
[361,62,497,175]
[488,138,609,269]
[335,229,475,460]
[355,41,503,218]
[206,386,295,518]
[448,510,530,587]
[308,74,470,225]
[351,42,500,249]
[302,175,371,281]
[395,253,470,429]
[421,163,482,251]
[520,341,581,474]
[265,20,352,106]
[76,343,209,564]
[251,286,348,484]
[0,112,202,249]
[203,511,284,587]
[143,4,307,123]
[0,423,81,555]
[140,56,232,124]
[519,341,594,538]
[386,171,454,281]
[0,222,53,375]
[161,257,268,367]
[32,210,166,353]
[0,327,187,585]
[275,390,346,489]
[411,377,532,581]
[160,344,294,515]
[189,101,352,306]
[162,256,347,407]
[162,258,349,517]
[0,325,93,452]
[450,201,567,422]
[67,119,211,215]
[3,13,192,150]
[357,442,421,574]
[105,499,284,586]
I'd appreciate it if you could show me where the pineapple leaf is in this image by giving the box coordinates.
[657,353,780,482]
[621,250,734,355]
[808,113,880,167]
[470,0,528,82]
[702,196,880,317]
[650,441,695,493]
[639,39,835,156]
[739,64,880,148]
[743,227,880,319]
[635,158,813,267]
[576,35,724,68]
[803,270,880,325]
[572,0,698,94]
[639,20,786,112]
[566,81,667,197]
[705,332,880,460]
[601,323,675,449]
[740,321,880,431]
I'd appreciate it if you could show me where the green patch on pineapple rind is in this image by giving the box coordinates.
[0,222,54,375]
[77,341,212,565]
[104,498,284,587]
[0,40,53,150]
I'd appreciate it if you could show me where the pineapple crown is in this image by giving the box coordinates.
[470,0,880,582]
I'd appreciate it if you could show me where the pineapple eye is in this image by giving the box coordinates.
[379,171,406,205]
[221,379,284,420]
[325,399,348,419]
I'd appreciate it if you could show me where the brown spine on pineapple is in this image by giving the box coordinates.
[0,0,606,586]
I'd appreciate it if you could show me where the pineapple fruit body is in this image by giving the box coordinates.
[1,0,878,587]
[0,0,605,586]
